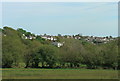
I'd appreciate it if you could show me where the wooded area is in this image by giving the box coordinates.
[1,27,120,69]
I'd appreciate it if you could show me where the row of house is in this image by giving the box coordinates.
[22,34,36,40]
[84,36,114,44]
[40,35,63,47]
[63,35,81,40]
[40,35,57,41]
[22,34,64,47]
[21,33,115,46]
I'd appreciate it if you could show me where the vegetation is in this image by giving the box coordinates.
[2,26,119,70]
[2,68,118,79]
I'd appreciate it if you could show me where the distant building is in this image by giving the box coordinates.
[22,34,36,40]
[52,42,64,47]
[74,36,81,40]
[41,35,57,41]
[84,36,114,44]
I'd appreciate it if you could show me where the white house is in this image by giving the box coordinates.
[52,42,64,47]
[41,36,57,41]
[74,36,81,40]
[22,34,36,40]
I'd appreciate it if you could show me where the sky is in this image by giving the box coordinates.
[1,2,118,37]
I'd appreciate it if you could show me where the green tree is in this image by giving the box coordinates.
[2,27,26,67]
[17,28,27,34]
[37,45,58,68]
[23,40,41,68]
[59,38,84,68]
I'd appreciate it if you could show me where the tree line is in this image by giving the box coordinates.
[1,27,120,69]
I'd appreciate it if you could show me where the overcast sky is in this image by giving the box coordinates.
[1,2,118,36]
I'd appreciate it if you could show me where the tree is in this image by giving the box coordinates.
[17,28,27,34]
[36,36,46,44]
[58,34,61,37]
[23,40,41,68]
[25,32,31,37]
[59,38,84,68]
[102,40,118,69]
[118,37,120,69]
[2,26,118,69]
[37,45,58,68]
[2,27,26,68]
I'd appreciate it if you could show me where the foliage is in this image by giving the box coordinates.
[2,27,119,69]
[37,45,58,68]
[2,27,26,67]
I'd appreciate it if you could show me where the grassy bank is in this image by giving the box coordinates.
[2,68,118,79]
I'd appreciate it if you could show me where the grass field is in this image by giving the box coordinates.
[2,68,118,79]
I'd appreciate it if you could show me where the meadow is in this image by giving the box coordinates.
[2,68,118,79]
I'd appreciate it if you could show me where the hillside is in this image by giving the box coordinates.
[1,26,119,69]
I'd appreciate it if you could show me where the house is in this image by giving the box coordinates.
[74,36,81,40]
[83,36,115,44]
[41,35,57,41]
[52,42,64,47]
[65,35,73,39]
[22,34,36,40]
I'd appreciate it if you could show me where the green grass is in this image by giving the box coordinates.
[2,68,118,79]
